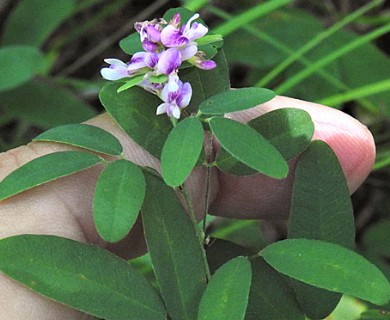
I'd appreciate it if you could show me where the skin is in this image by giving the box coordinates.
[0,96,375,319]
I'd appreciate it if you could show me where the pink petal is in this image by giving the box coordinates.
[142,40,159,52]
[169,13,181,28]
[146,25,161,42]
[198,60,217,70]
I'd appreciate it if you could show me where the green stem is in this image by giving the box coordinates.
[180,185,211,280]
[202,132,214,235]
[255,0,383,87]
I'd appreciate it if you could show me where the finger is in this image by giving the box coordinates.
[209,95,376,219]
[0,114,167,320]
[0,114,213,252]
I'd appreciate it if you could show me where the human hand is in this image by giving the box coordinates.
[0,96,375,319]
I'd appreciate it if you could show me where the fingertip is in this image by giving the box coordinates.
[228,95,376,194]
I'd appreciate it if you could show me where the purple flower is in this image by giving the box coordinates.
[157,48,182,75]
[187,51,217,71]
[156,80,192,119]
[135,18,166,52]
[160,13,208,60]
[126,52,148,74]
[198,60,217,70]
[100,59,129,80]
[138,79,164,95]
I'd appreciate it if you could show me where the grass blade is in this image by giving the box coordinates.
[212,0,292,37]
[276,22,390,94]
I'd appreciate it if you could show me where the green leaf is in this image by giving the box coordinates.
[360,309,390,319]
[33,124,123,156]
[216,108,314,175]
[209,219,266,252]
[93,159,145,243]
[180,50,230,113]
[0,235,166,320]
[0,151,103,201]
[197,257,252,320]
[0,46,45,92]
[161,117,204,187]
[163,7,199,25]
[199,88,275,115]
[99,84,171,158]
[209,117,288,179]
[117,74,145,93]
[119,32,143,55]
[149,74,168,84]
[247,258,305,320]
[249,108,314,159]
[0,80,96,127]
[1,0,76,46]
[287,140,355,318]
[142,174,208,320]
[206,239,305,320]
[362,219,390,258]
[262,239,390,306]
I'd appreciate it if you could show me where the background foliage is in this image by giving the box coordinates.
[1,0,390,318]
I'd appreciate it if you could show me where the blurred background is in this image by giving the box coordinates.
[0,0,389,316]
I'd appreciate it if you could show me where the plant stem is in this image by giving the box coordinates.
[202,132,214,235]
[180,185,211,280]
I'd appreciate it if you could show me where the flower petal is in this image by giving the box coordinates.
[144,52,159,68]
[142,40,159,52]
[176,82,192,108]
[166,74,179,92]
[185,22,208,42]
[100,67,128,80]
[101,59,129,80]
[170,105,181,119]
[127,52,148,73]
[157,48,182,75]
[146,25,161,42]
[161,25,184,47]
[179,43,198,60]
[183,13,200,34]
[156,102,170,115]
[169,13,181,28]
[104,58,127,68]
[198,60,217,70]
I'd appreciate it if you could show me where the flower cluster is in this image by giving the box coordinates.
[101,13,218,119]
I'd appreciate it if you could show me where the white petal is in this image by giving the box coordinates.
[183,13,200,34]
[156,102,169,115]
[100,67,127,80]
[180,43,198,60]
[161,25,182,47]
[186,23,208,42]
[171,106,181,119]
[104,58,127,67]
